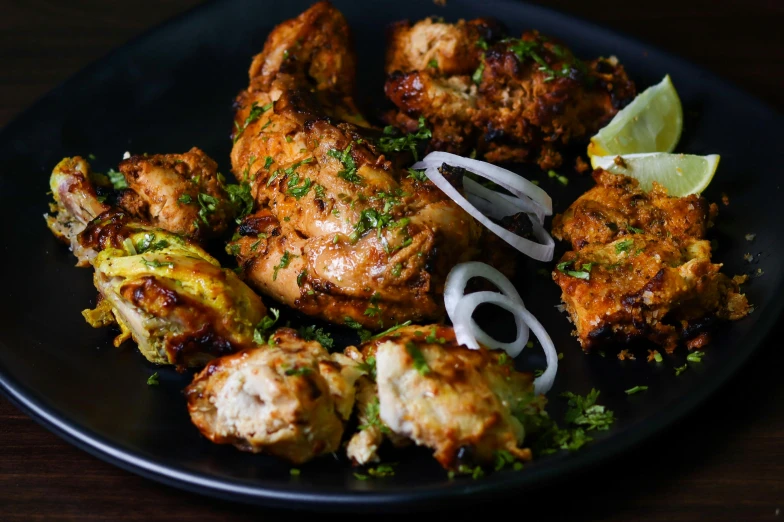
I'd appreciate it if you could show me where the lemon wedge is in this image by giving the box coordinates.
[591,153,720,196]
[588,75,683,165]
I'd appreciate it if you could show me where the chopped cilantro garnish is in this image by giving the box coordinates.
[561,389,614,431]
[234,101,273,143]
[313,184,326,200]
[367,464,395,477]
[328,145,362,183]
[627,225,644,234]
[350,208,394,243]
[263,156,274,169]
[406,342,430,375]
[140,258,174,269]
[475,37,489,50]
[493,450,521,471]
[407,168,428,182]
[178,194,193,205]
[369,321,412,341]
[290,468,301,476]
[296,269,307,287]
[427,58,438,69]
[284,366,312,377]
[359,398,390,433]
[297,325,334,350]
[425,327,446,344]
[135,233,169,254]
[225,182,254,223]
[357,355,376,380]
[344,317,372,342]
[273,251,294,281]
[556,260,591,280]
[197,192,219,225]
[391,263,403,277]
[353,473,368,481]
[147,372,159,386]
[286,173,313,199]
[253,308,280,344]
[615,239,634,254]
[472,61,485,85]
[675,364,688,376]
[686,351,704,363]
[625,385,648,395]
[377,117,432,161]
[107,169,128,190]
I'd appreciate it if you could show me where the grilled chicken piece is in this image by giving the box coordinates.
[551,170,750,351]
[186,328,363,463]
[349,325,541,470]
[46,157,268,368]
[228,2,496,329]
[46,157,112,266]
[116,147,235,241]
[384,17,636,169]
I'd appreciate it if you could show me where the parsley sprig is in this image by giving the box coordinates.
[377,117,432,160]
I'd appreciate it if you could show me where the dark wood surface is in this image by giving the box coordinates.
[1,1,783,520]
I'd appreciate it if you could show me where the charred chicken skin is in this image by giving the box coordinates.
[551,169,750,352]
[186,327,363,463]
[383,17,636,170]
[46,156,267,368]
[228,2,495,330]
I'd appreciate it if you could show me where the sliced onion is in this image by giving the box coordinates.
[444,262,529,356]
[412,151,552,216]
[463,176,546,224]
[414,163,554,261]
[444,261,559,394]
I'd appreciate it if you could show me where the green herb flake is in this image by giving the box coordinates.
[369,321,412,341]
[407,168,428,182]
[627,225,644,234]
[140,258,175,269]
[297,325,334,350]
[284,366,313,377]
[328,145,362,184]
[344,316,372,342]
[253,308,280,344]
[289,468,301,476]
[359,398,390,434]
[427,58,438,69]
[472,61,485,85]
[107,169,128,190]
[225,183,254,223]
[624,385,648,395]
[286,174,313,199]
[556,260,591,280]
[353,473,369,481]
[686,351,704,363]
[377,116,432,161]
[234,101,273,143]
[178,194,193,205]
[391,263,403,277]
[367,464,395,478]
[147,372,159,386]
[675,364,688,376]
[297,269,307,287]
[273,251,295,281]
[425,327,446,344]
[615,239,634,254]
[406,342,430,375]
[357,355,376,380]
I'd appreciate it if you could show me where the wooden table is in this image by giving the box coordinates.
[1,1,782,520]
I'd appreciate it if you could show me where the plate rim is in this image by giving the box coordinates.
[1,0,783,511]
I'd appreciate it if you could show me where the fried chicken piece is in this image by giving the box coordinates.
[186,328,363,464]
[228,2,497,329]
[552,169,717,250]
[368,325,539,470]
[384,17,636,170]
[551,170,750,351]
[117,147,235,241]
[45,158,268,368]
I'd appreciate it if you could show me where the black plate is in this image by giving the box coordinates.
[1,0,783,511]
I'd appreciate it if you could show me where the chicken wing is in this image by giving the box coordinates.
[186,328,363,463]
[551,170,750,351]
[46,157,268,368]
[384,17,636,170]
[228,2,501,329]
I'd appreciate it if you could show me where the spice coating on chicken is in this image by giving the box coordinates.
[117,147,235,241]
[46,157,111,266]
[228,2,494,329]
[551,170,750,352]
[384,17,636,169]
[186,328,363,463]
[371,325,538,469]
[45,156,268,368]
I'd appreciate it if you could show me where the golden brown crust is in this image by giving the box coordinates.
[227,2,500,329]
[384,20,636,169]
[118,147,233,241]
[552,170,749,352]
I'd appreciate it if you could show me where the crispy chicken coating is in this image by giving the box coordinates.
[384,17,636,169]
[355,325,539,470]
[228,2,502,329]
[186,328,363,463]
[117,147,235,241]
[552,170,750,351]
